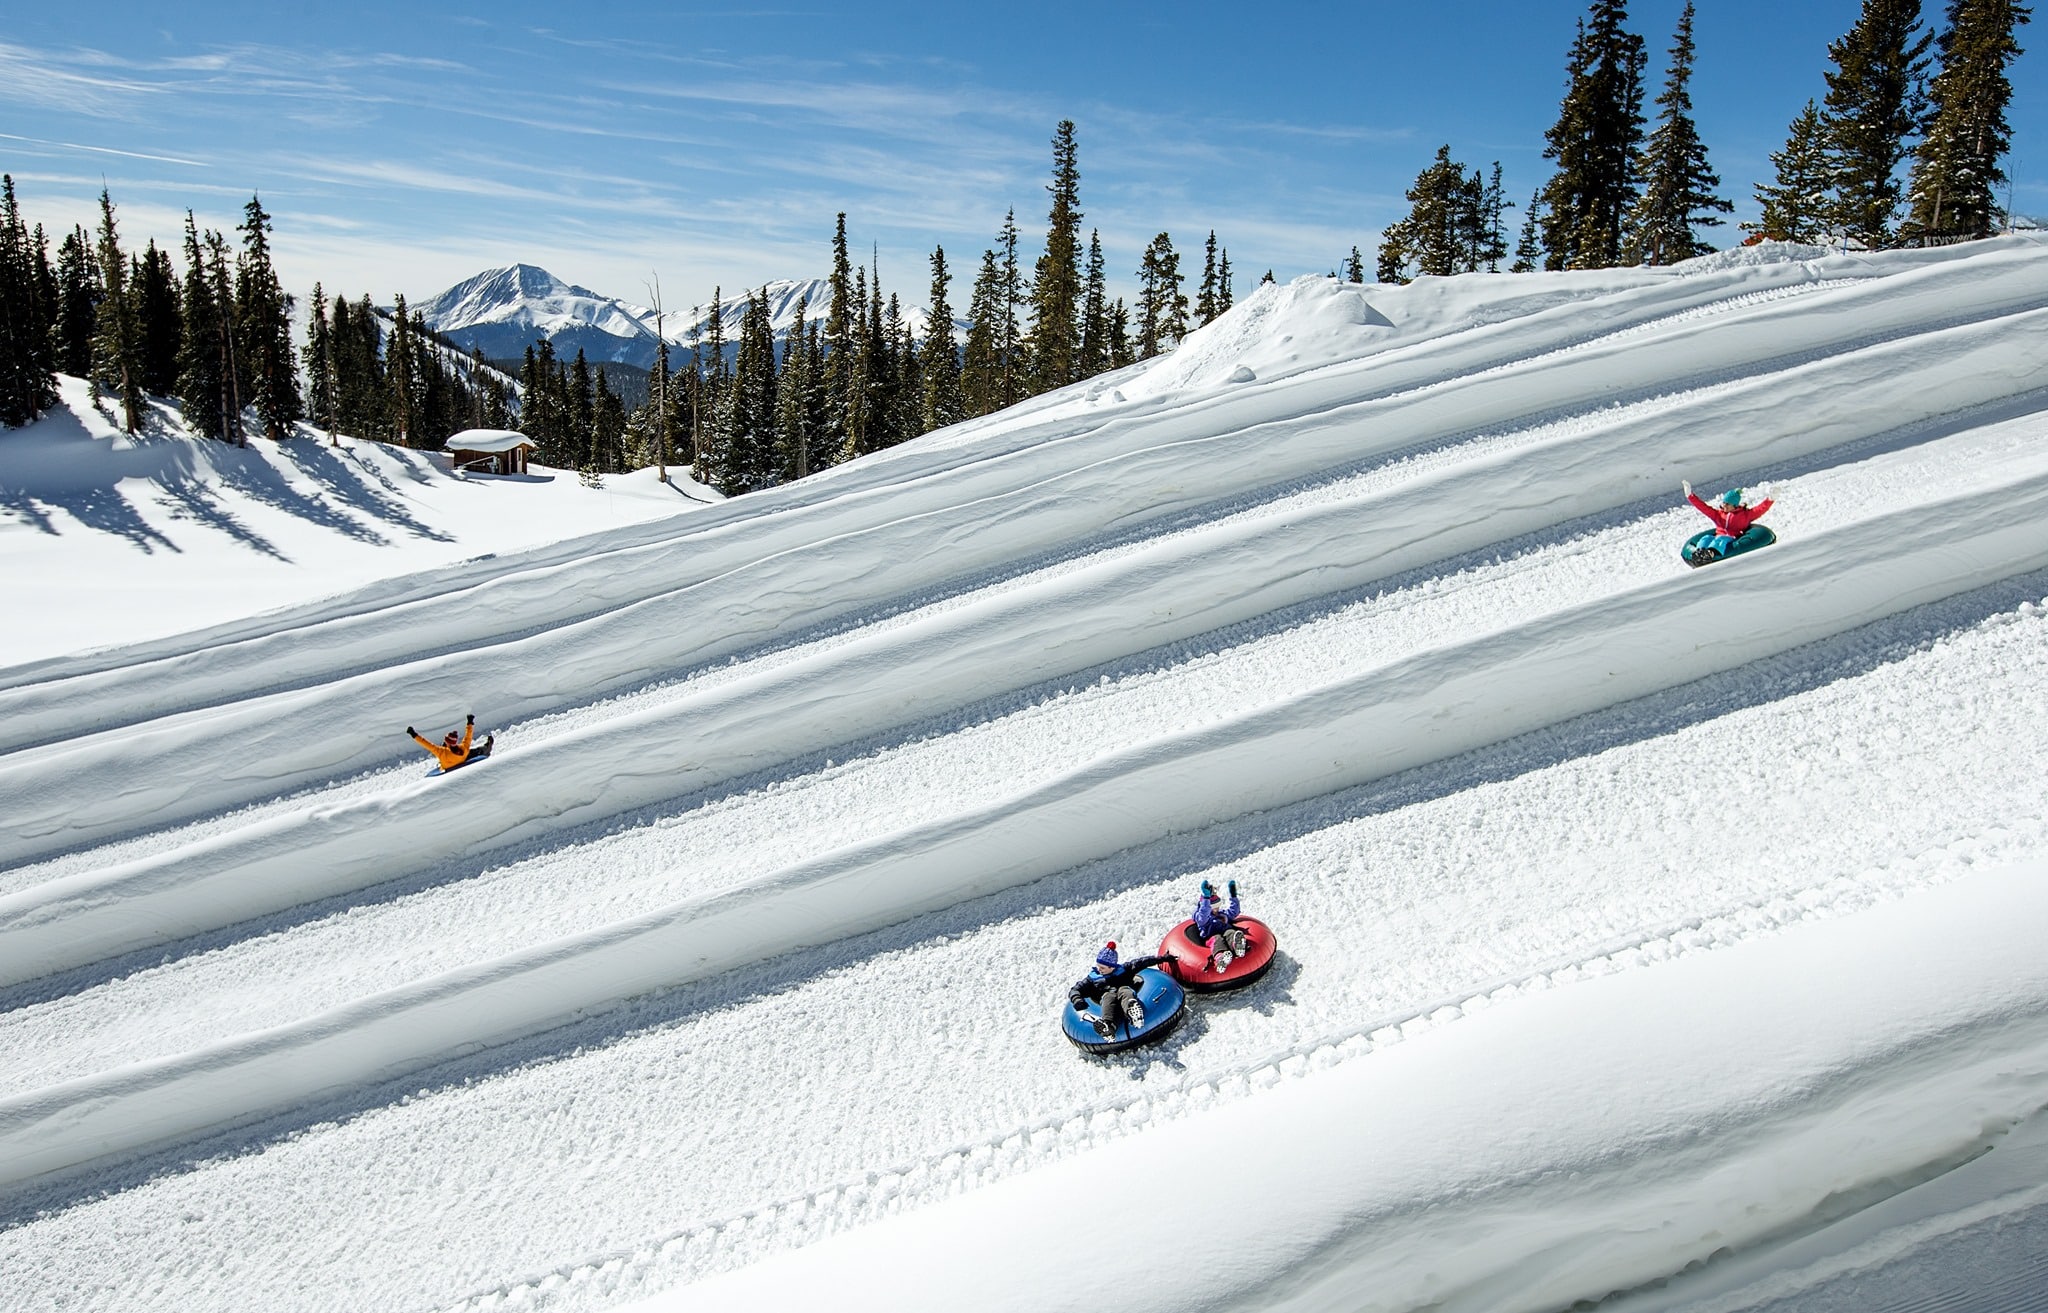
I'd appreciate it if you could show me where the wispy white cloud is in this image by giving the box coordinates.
[0,131,206,168]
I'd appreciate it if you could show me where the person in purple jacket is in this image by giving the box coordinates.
[1193,878,1250,967]
[1069,941,1174,1041]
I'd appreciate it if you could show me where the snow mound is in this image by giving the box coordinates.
[1125,275,1396,398]
[1674,239,1834,275]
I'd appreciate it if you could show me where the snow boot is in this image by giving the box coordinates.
[1122,996,1145,1028]
[1091,1014,1116,1041]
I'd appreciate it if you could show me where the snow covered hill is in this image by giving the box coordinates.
[4,238,2048,1313]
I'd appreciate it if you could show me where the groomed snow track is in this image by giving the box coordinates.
[4,238,2048,1313]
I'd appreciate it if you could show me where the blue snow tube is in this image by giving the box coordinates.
[1683,524,1776,567]
[1061,967,1188,1055]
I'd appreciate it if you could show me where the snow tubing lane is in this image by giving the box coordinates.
[1683,525,1777,567]
[1157,916,1277,992]
[1062,968,1187,1055]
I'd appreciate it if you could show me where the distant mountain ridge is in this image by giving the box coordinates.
[417,264,956,372]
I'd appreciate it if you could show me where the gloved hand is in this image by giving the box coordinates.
[1227,879,1238,898]
[1682,479,1692,497]
[406,726,416,737]
[466,713,475,725]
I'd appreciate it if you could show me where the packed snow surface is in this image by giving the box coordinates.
[3,238,2047,1313]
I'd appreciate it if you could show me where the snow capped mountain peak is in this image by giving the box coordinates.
[420,268,959,372]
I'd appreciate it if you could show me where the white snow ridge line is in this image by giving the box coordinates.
[439,859,1960,1313]
[3,476,2046,1195]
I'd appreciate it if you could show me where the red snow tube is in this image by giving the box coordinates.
[1156,916,1276,992]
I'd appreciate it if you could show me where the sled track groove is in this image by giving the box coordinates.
[439,851,1980,1313]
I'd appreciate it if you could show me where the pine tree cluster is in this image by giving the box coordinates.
[668,121,1234,497]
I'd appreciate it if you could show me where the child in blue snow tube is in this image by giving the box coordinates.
[1193,879,1250,968]
[1684,480,1774,564]
[1069,941,1174,1042]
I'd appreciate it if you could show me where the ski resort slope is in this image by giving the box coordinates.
[3,237,2048,1313]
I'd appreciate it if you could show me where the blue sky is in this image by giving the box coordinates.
[2,1,2040,309]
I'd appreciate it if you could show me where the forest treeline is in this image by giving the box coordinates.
[0,0,2031,500]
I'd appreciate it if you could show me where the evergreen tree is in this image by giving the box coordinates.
[1821,0,1934,248]
[1107,299,1133,369]
[1135,233,1188,358]
[303,282,336,436]
[591,368,627,473]
[1512,192,1546,271]
[569,348,595,459]
[0,175,58,426]
[90,190,144,433]
[961,247,1005,417]
[129,240,181,397]
[1198,231,1222,321]
[727,285,779,488]
[1378,146,1491,281]
[386,294,418,447]
[1217,249,1234,312]
[1343,245,1366,283]
[53,225,98,378]
[1028,120,1083,392]
[235,195,299,438]
[697,284,728,479]
[822,214,854,457]
[204,229,244,444]
[331,294,384,441]
[1539,3,1649,269]
[1903,0,2032,242]
[919,245,965,432]
[1078,230,1110,375]
[775,293,817,479]
[1751,100,1836,242]
[1625,2,1731,264]
[1474,163,1512,271]
[996,208,1026,406]
[176,213,226,439]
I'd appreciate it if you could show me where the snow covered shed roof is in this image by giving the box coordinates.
[446,429,535,454]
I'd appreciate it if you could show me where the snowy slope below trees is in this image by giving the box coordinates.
[3,237,2048,1313]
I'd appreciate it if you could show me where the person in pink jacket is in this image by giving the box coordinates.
[1684,480,1774,563]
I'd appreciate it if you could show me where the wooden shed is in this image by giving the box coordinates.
[446,428,537,475]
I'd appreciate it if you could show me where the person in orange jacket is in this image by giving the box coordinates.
[407,714,491,770]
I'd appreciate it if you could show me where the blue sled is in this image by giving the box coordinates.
[1683,525,1776,568]
[1061,967,1187,1055]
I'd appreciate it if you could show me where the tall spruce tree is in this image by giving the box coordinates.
[133,240,183,396]
[961,247,1005,418]
[822,215,854,457]
[205,229,244,444]
[1216,249,1233,312]
[1539,3,1649,269]
[235,196,299,438]
[90,190,144,433]
[1029,120,1083,393]
[1378,146,1495,281]
[996,209,1026,407]
[775,293,817,479]
[1512,191,1545,271]
[1903,0,2032,242]
[303,283,336,436]
[386,294,419,447]
[176,214,224,439]
[728,285,778,488]
[1624,3,1732,264]
[1135,233,1188,358]
[53,225,98,378]
[0,175,58,426]
[1752,100,1837,242]
[1820,0,1934,249]
[1198,232,1222,322]
[919,245,964,433]
[1078,230,1110,375]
